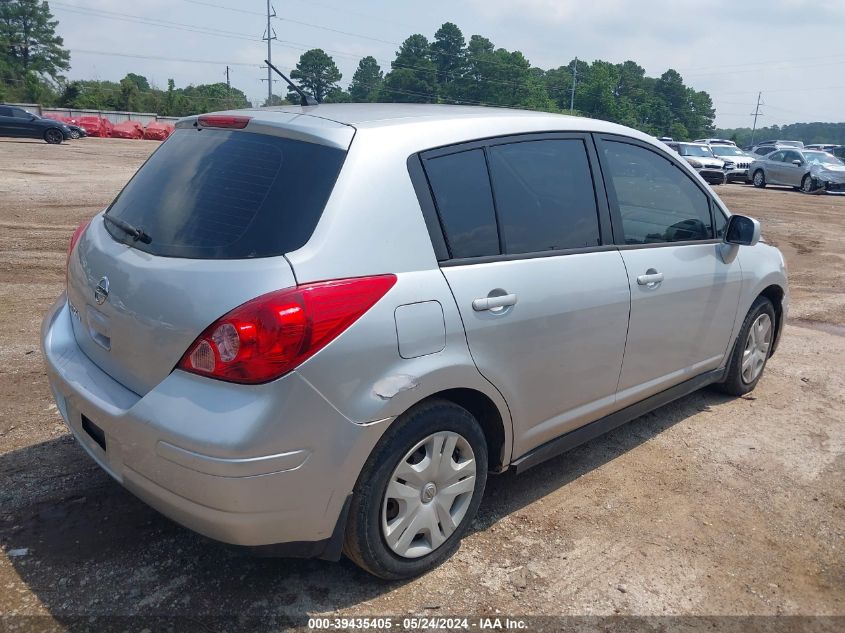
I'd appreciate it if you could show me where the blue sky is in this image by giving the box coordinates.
[50,0,845,128]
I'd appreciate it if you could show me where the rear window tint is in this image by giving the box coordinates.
[104,128,346,259]
[424,149,500,259]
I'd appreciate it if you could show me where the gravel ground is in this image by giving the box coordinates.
[0,138,843,632]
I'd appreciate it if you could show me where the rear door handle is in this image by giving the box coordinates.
[472,293,517,311]
[636,271,664,286]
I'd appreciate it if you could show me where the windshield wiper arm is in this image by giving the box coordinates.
[104,214,152,244]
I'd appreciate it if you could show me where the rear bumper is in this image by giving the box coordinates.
[41,294,390,552]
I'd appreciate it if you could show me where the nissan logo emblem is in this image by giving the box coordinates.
[94,276,109,305]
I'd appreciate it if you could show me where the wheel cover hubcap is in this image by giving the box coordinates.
[381,431,476,559]
[742,313,772,384]
[754,172,763,185]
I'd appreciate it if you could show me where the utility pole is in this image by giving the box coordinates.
[225,65,231,109]
[750,91,763,145]
[261,0,277,105]
[570,57,578,115]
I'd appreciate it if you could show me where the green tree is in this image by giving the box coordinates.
[0,0,70,81]
[430,22,466,85]
[380,34,437,103]
[123,72,150,92]
[348,56,383,102]
[261,94,288,107]
[322,88,351,103]
[287,49,341,103]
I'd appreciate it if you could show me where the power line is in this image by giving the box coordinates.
[51,2,259,41]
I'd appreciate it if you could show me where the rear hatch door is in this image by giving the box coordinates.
[67,114,353,395]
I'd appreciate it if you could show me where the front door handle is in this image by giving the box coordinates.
[636,270,664,287]
[472,293,517,311]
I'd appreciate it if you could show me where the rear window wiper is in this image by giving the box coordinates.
[104,214,152,244]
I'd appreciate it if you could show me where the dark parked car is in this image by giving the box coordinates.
[0,104,72,144]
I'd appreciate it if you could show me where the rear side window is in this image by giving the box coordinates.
[424,149,500,259]
[601,141,713,244]
[487,139,600,253]
[104,128,346,259]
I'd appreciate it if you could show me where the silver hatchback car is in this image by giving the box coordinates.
[42,104,788,579]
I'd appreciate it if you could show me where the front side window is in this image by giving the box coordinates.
[768,151,785,162]
[487,139,600,253]
[783,151,803,164]
[424,149,500,259]
[601,140,714,245]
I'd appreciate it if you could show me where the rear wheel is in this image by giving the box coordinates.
[752,169,766,188]
[717,296,775,396]
[44,128,63,144]
[343,399,488,579]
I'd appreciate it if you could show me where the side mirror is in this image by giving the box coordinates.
[725,214,760,246]
[792,159,802,166]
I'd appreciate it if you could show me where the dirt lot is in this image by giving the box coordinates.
[0,138,843,630]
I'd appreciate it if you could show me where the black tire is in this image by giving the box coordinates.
[343,399,488,580]
[752,169,766,188]
[717,296,776,396]
[800,174,815,193]
[44,128,63,144]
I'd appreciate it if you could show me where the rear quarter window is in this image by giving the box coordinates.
[423,149,500,259]
[104,128,346,259]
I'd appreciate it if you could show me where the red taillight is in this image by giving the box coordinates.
[197,114,251,129]
[177,275,397,384]
[66,220,91,284]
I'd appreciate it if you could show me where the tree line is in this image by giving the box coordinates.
[715,122,845,147]
[281,22,717,140]
[4,1,718,138]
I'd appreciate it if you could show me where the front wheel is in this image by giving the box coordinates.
[717,296,776,396]
[69,129,80,140]
[801,174,815,193]
[343,399,488,579]
[44,128,63,144]
[752,169,766,188]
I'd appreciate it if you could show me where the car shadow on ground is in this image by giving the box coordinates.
[0,387,733,630]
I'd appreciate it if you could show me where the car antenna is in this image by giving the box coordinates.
[263,59,318,106]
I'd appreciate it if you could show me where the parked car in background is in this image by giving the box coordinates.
[703,143,755,183]
[694,138,736,146]
[829,146,845,160]
[805,144,838,151]
[65,123,87,139]
[750,148,845,193]
[754,139,804,149]
[749,144,780,157]
[0,104,72,144]
[674,142,728,184]
[42,104,787,579]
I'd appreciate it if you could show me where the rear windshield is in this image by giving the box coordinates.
[104,128,346,258]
